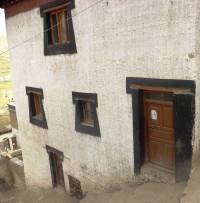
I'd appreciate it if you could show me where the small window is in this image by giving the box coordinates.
[72,92,100,137]
[79,101,94,126]
[40,0,76,55]
[26,87,48,129]
[30,93,43,120]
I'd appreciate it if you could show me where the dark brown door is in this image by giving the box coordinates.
[144,92,175,171]
[49,152,65,187]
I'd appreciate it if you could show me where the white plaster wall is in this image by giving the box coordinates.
[6,0,199,191]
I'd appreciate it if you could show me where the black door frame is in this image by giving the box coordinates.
[126,77,195,181]
[46,145,65,188]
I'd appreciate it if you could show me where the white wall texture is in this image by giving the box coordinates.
[5,0,200,192]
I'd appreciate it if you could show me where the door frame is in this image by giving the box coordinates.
[126,77,195,181]
[46,145,65,188]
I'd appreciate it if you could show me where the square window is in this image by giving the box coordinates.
[72,92,100,137]
[40,0,76,55]
[26,87,48,129]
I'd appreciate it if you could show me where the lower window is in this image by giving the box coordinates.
[79,100,94,126]
[72,92,100,137]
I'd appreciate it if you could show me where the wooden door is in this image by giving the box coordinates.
[49,152,65,187]
[144,92,175,171]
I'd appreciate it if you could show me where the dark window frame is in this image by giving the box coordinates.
[72,92,100,137]
[40,0,77,56]
[26,87,48,129]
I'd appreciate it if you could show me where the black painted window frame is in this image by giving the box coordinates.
[72,92,100,137]
[26,87,48,129]
[40,0,77,56]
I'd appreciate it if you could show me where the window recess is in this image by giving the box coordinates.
[26,87,48,129]
[72,92,100,137]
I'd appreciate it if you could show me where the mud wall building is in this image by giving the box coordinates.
[1,0,200,193]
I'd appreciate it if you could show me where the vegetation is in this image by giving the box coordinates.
[0,37,10,71]
[0,36,12,131]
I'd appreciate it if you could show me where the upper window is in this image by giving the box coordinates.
[49,8,70,45]
[26,87,48,129]
[40,0,76,55]
[72,92,100,137]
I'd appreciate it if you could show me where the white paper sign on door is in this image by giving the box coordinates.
[151,110,157,120]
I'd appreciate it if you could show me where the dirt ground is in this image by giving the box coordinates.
[0,186,77,203]
[81,182,185,203]
[0,181,186,203]
[181,160,200,203]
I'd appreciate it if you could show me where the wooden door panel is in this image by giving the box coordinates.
[148,128,173,143]
[163,144,175,169]
[49,152,64,187]
[162,106,173,129]
[150,141,175,169]
[149,140,163,165]
[145,94,175,171]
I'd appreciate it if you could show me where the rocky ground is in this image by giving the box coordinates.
[0,181,186,203]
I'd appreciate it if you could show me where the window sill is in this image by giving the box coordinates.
[75,125,101,137]
[44,42,77,56]
[30,116,48,129]
[80,122,94,127]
